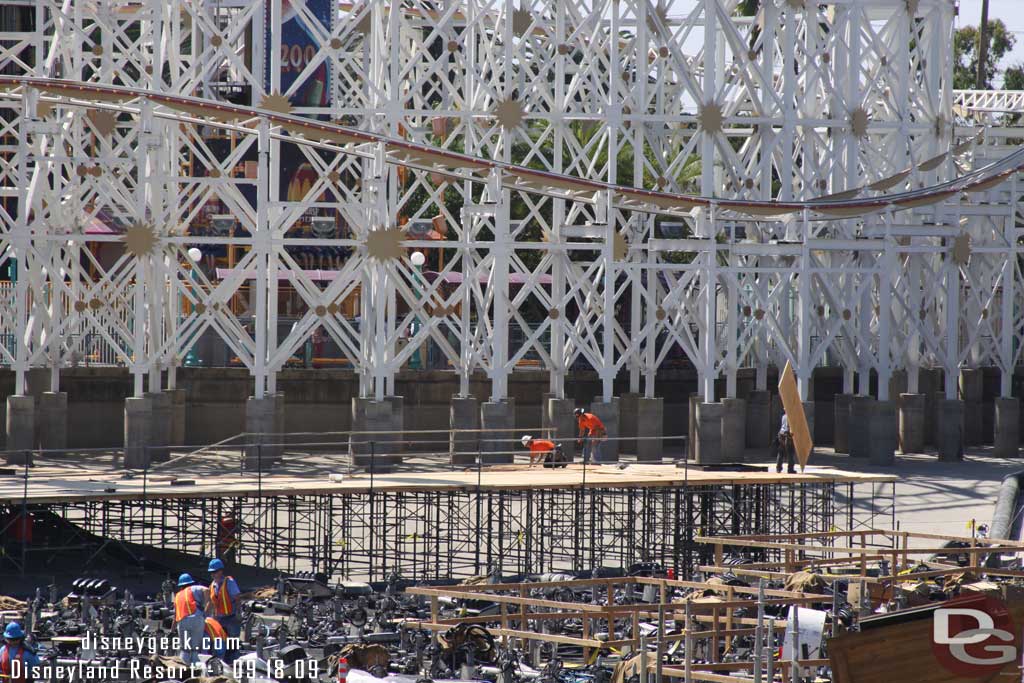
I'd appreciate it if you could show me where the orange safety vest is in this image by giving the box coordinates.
[210,576,235,616]
[204,617,228,642]
[174,587,198,622]
[577,413,606,437]
[0,645,26,682]
[528,439,556,454]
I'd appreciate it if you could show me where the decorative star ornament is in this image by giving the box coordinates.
[494,99,526,130]
[365,227,406,261]
[123,222,158,258]
[259,92,293,115]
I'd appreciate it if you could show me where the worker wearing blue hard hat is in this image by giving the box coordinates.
[207,558,242,662]
[0,621,39,682]
[173,573,210,666]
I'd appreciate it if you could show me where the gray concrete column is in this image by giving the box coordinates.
[959,369,984,445]
[480,399,516,464]
[937,399,964,462]
[745,391,771,449]
[636,397,664,462]
[869,400,897,465]
[384,395,404,453]
[801,401,815,446]
[350,397,402,470]
[688,394,699,461]
[167,389,186,447]
[272,392,286,460]
[721,398,746,459]
[849,395,873,459]
[833,394,853,454]
[37,391,67,451]
[898,393,925,454]
[124,396,153,470]
[994,397,1020,458]
[589,398,620,462]
[245,396,275,472]
[5,396,34,465]
[619,393,640,455]
[450,396,480,465]
[546,398,577,461]
[145,391,172,462]
[695,402,724,464]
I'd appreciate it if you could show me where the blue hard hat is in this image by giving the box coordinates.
[177,573,196,588]
[4,623,24,640]
[208,558,225,573]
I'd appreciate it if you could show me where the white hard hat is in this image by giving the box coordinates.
[521,435,532,446]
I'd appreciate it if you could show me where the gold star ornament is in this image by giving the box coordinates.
[365,227,406,261]
[123,222,158,257]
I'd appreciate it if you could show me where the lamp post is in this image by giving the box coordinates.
[409,251,425,370]
[184,247,202,367]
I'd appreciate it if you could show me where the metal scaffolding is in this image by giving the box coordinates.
[19,476,891,581]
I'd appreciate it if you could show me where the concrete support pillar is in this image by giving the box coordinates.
[849,395,873,459]
[5,396,34,465]
[480,399,516,464]
[123,396,152,470]
[37,391,67,451]
[546,398,577,461]
[350,397,403,471]
[450,396,480,465]
[688,394,699,461]
[721,398,746,459]
[994,397,1020,458]
[833,394,853,454]
[273,392,286,460]
[245,396,275,472]
[898,393,925,454]
[589,398,620,462]
[937,399,964,462]
[636,397,664,462]
[384,395,404,453]
[694,402,724,464]
[869,400,897,465]
[619,393,640,455]
[167,389,186,447]
[960,369,984,445]
[745,391,771,449]
[801,401,815,447]
[145,391,172,463]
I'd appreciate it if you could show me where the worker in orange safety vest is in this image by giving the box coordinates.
[173,573,210,666]
[574,408,607,463]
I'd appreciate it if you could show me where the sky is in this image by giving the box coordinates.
[661,0,1024,88]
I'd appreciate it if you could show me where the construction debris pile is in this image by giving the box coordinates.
[4,530,1024,682]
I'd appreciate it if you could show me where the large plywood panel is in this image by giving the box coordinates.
[778,361,813,470]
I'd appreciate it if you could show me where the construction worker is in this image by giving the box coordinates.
[208,558,241,639]
[774,410,796,474]
[574,408,607,463]
[173,573,209,666]
[203,617,229,660]
[520,435,564,468]
[0,622,38,682]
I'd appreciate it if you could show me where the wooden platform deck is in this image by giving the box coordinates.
[0,462,895,505]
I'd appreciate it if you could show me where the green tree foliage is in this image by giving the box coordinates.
[1004,64,1024,91]
[954,19,1016,89]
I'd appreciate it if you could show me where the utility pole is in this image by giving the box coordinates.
[976,0,990,89]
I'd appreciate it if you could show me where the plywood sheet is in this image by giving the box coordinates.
[778,361,813,470]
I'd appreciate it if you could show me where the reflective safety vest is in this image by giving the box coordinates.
[0,645,27,682]
[174,587,198,622]
[528,439,556,454]
[577,413,606,437]
[210,577,235,616]
[204,617,228,642]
